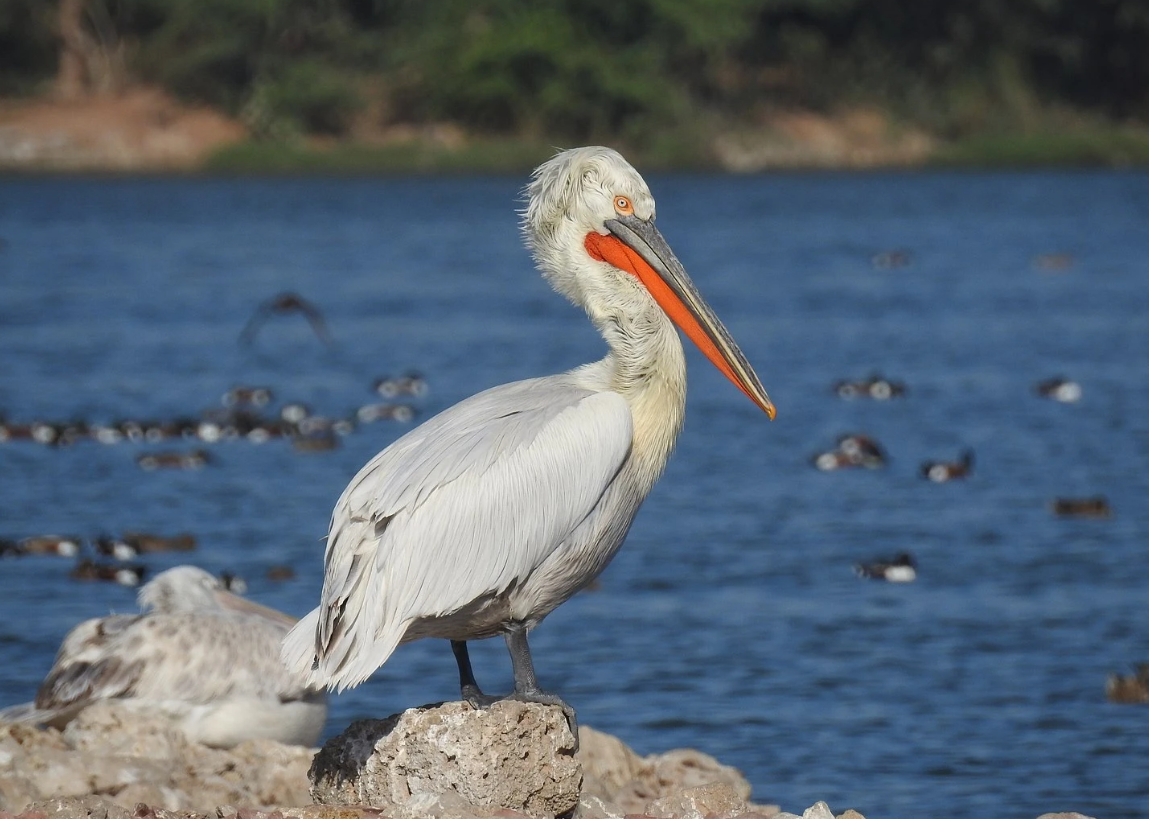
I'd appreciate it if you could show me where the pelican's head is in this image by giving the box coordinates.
[138,564,300,627]
[138,565,223,613]
[523,146,775,418]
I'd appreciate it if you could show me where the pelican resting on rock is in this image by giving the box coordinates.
[1,566,326,748]
[282,146,775,738]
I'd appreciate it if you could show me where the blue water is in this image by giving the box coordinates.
[1,170,1147,819]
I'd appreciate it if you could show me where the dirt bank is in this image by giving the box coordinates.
[0,88,245,172]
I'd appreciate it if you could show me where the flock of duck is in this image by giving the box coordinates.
[849,253,1106,586]
[0,377,424,456]
[0,389,426,586]
[0,528,297,591]
[833,363,1136,705]
[817,371,1110,583]
[0,292,428,590]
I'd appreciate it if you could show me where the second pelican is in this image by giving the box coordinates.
[283,146,775,733]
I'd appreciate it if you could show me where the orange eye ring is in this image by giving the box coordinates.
[614,196,633,215]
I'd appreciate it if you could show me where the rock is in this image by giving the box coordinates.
[227,809,383,819]
[576,727,646,799]
[391,790,485,819]
[767,803,843,819]
[23,796,133,819]
[592,745,754,815]
[572,794,624,819]
[0,706,313,814]
[308,701,579,817]
[801,803,834,819]
[573,728,779,818]
[647,783,749,819]
[63,704,186,758]
[1,698,805,819]
[1036,814,1097,819]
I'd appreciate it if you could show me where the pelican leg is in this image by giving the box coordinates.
[451,632,578,750]
[452,639,500,707]
[504,624,579,748]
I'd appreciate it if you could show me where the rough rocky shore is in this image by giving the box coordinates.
[0,701,1094,819]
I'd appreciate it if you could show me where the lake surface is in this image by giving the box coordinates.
[1,169,1147,819]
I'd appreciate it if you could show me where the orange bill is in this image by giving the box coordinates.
[586,219,775,419]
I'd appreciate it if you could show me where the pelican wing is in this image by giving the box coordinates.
[287,375,632,690]
[35,653,144,711]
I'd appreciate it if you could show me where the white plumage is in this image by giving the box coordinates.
[1,566,326,748]
[283,147,774,724]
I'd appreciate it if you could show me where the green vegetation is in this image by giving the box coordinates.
[934,128,1149,168]
[203,131,719,174]
[4,0,1149,167]
[203,137,560,174]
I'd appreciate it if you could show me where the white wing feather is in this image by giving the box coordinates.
[283,375,632,690]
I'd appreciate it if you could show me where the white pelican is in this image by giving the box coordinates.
[0,566,327,748]
[282,146,775,735]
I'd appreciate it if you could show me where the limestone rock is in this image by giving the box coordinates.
[576,727,646,799]
[0,704,313,814]
[801,803,834,819]
[308,701,580,817]
[578,737,753,815]
[63,703,187,758]
[573,794,625,819]
[771,804,862,819]
[646,783,750,819]
[22,796,133,819]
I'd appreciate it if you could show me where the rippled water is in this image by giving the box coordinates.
[1,170,1147,819]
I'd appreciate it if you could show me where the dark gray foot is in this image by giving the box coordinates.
[460,683,501,709]
[451,634,579,751]
[509,687,579,746]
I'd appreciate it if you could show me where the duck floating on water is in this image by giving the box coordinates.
[356,402,417,424]
[921,449,974,483]
[94,531,197,560]
[1035,377,1081,403]
[136,449,212,471]
[833,374,906,400]
[218,571,248,594]
[1106,664,1149,704]
[855,552,917,582]
[812,433,886,471]
[15,535,83,557]
[1049,496,1111,518]
[373,372,429,398]
[1032,252,1074,272]
[69,558,147,586]
[870,249,913,270]
[222,386,274,408]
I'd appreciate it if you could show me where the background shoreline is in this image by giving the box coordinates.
[3,88,1149,175]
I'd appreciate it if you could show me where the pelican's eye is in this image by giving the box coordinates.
[613,196,634,216]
